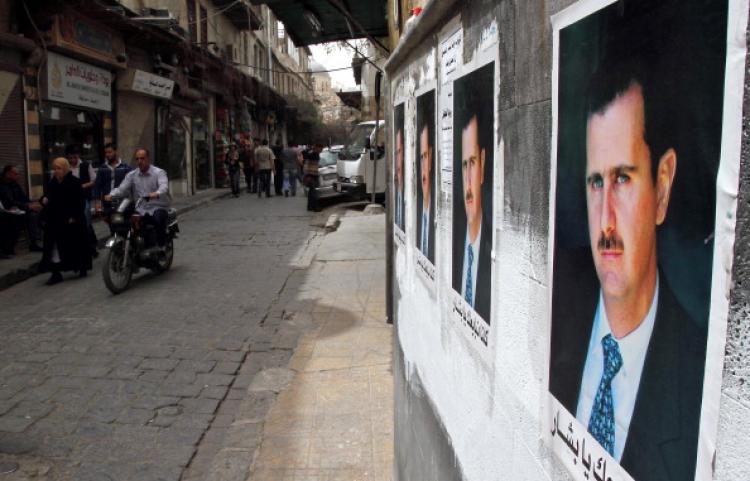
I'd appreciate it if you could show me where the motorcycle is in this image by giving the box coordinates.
[102,197,179,294]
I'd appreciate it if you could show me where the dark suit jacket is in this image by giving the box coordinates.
[416,200,435,264]
[549,248,707,481]
[452,220,491,324]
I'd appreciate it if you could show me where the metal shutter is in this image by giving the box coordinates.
[0,71,25,194]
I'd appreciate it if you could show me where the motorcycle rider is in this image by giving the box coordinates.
[104,148,170,249]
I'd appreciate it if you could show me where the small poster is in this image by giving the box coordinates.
[393,101,406,245]
[415,87,437,283]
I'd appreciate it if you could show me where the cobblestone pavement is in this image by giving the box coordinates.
[0,193,329,480]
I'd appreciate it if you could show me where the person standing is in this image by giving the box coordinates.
[225,144,241,197]
[0,165,43,257]
[281,143,300,197]
[94,143,132,231]
[39,157,92,284]
[241,139,256,193]
[66,145,98,257]
[254,139,274,198]
[303,143,323,212]
[272,141,284,195]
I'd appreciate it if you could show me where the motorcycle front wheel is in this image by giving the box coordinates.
[103,241,132,294]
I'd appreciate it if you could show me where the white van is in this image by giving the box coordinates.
[334,120,386,200]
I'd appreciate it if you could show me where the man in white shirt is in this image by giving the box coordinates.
[66,145,98,256]
[549,62,706,481]
[394,127,405,231]
[106,148,170,247]
[417,96,435,263]
[457,115,490,321]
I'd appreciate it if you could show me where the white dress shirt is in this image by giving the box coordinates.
[70,162,97,184]
[460,218,482,306]
[420,204,430,254]
[575,276,659,461]
[109,165,170,215]
[105,159,123,191]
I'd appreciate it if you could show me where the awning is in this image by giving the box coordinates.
[336,90,362,110]
[249,0,388,50]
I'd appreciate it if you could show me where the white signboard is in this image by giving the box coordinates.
[46,52,112,111]
[131,70,174,99]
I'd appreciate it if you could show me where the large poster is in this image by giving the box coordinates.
[393,101,406,241]
[415,87,436,282]
[451,61,494,333]
[547,1,745,480]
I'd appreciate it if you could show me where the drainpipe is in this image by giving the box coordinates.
[265,7,273,87]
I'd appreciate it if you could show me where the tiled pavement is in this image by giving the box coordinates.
[0,192,392,481]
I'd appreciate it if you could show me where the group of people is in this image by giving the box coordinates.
[223,138,324,212]
[0,143,170,285]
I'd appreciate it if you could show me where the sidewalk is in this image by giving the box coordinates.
[202,209,392,481]
[0,188,230,291]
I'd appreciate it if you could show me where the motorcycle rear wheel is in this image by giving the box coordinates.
[152,239,174,274]
[103,242,132,294]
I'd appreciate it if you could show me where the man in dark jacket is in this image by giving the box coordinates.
[94,143,132,231]
[0,164,42,257]
[66,145,98,256]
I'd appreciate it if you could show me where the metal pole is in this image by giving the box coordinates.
[371,72,382,204]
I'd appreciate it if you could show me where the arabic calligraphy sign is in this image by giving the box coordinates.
[130,70,175,100]
[46,52,112,111]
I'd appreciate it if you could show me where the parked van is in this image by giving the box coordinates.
[334,120,386,200]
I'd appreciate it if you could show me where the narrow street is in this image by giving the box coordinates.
[0,194,390,481]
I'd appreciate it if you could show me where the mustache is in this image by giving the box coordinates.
[597,233,624,251]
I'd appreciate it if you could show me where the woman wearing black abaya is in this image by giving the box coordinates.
[39,157,93,285]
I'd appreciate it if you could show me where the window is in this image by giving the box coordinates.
[187,0,197,41]
[200,6,208,45]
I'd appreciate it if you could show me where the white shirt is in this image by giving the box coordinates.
[105,158,123,191]
[575,276,659,461]
[460,218,482,306]
[70,162,97,184]
[420,204,430,254]
[109,165,170,215]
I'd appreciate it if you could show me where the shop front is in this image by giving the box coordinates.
[41,51,113,177]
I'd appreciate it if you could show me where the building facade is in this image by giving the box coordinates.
[2,0,313,198]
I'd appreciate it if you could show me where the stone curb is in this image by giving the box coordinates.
[0,190,231,291]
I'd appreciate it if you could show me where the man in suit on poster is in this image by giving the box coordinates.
[454,106,491,323]
[417,121,435,263]
[549,61,707,481]
[394,127,405,231]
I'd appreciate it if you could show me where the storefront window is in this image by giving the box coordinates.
[193,116,211,190]
[157,106,187,182]
[41,103,104,178]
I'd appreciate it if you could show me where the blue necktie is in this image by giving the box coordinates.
[587,334,623,456]
[464,244,474,305]
[421,213,428,253]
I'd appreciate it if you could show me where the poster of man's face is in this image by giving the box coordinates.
[548,1,729,480]
[452,62,494,324]
[416,89,436,264]
[393,103,406,233]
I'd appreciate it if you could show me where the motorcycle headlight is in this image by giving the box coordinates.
[111,213,125,225]
[351,175,365,184]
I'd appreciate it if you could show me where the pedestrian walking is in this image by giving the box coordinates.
[39,157,92,285]
[94,143,132,233]
[303,144,324,212]
[241,139,256,193]
[281,143,300,197]
[272,142,284,195]
[0,165,43,258]
[66,145,98,257]
[254,139,275,198]
[226,144,241,197]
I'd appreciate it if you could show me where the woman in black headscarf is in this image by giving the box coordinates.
[39,157,93,285]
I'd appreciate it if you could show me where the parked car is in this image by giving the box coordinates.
[317,145,342,197]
